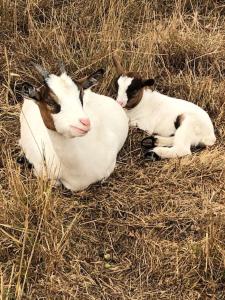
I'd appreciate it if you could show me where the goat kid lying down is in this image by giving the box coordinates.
[19,64,128,191]
[112,54,216,161]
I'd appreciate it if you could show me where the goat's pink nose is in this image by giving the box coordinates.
[117,101,124,107]
[79,118,90,127]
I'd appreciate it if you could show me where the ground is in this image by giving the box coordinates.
[0,0,225,299]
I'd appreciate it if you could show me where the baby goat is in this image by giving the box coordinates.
[112,54,216,160]
[19,64,128,191]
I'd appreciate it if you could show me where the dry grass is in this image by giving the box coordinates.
[1,0,225,299]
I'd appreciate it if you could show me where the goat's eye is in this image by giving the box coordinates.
[129,88,138,96]
[131,88,138,94]
[46,101,61,113]
[47,102,56,109]
[54,103,61,113]
[48,101,55,107]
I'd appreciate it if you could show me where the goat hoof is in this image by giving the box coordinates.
[191,143,206,153]
[17,156,26,164]
[144,150,161,161]
[17,155,33,169]
[141,136,157,150]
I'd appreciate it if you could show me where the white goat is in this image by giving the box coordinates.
[19,64,128,191]
[112,54,216,160]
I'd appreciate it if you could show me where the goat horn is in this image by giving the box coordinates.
[112,52,124,75]
[58,61,66,74]
[33,63,49,80]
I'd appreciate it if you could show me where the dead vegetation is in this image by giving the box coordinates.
[0,0,225,299]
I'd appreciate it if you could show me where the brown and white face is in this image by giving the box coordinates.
[21,65,104,138]
[112,54,155,109]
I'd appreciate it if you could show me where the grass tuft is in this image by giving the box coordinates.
[0,0,225,299]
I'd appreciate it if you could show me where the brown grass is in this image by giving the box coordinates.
[1,0,225,299]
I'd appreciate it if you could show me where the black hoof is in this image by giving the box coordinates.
[17,155,33,169]
[17,156,26,164]
[191,143,206,153]
[141,136,157,150]
[144,150,161,162]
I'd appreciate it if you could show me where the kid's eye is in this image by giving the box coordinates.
[131,88,138,94]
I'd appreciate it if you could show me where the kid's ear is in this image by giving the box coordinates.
[142,78,155,87]
[81,68,105,89]
[20,82,40,101]
[112,53,125,75]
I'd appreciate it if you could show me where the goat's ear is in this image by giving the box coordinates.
[142,78,155,87]
[81,68,105,89]
[20,82,40,101]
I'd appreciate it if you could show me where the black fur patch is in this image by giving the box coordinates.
[79,89,84,106]
[191,143,206,153]
[174,115,183,129]
[126,78,143,101]
[114,76,120,92]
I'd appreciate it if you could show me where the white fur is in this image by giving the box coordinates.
[47,73,90,138]
[20,75,128,191]
[117,76,133,106]
[116,77,216,158]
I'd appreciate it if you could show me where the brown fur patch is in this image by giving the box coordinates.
[124,72,144,110]
[125,88,144,109]
[36,85,60,131]
[38,101,56,131]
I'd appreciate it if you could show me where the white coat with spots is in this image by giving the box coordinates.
[113,54,216,160]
